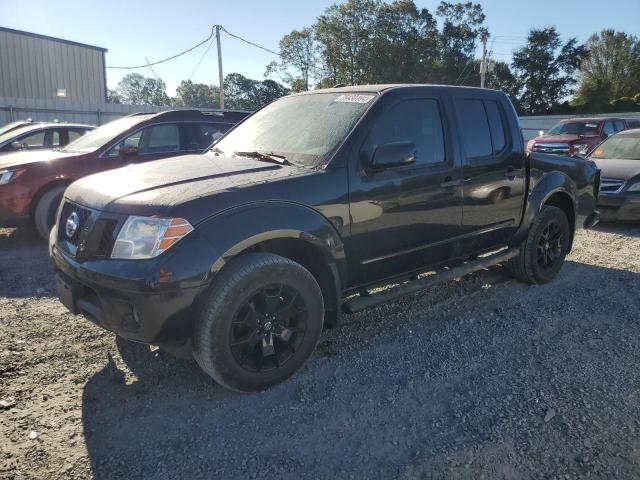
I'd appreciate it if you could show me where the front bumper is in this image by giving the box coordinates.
[51,225,217,344]
[0,184,30,225]
[597,193,640,221]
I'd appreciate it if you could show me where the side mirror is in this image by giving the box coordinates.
[11,141,26,150]
[370,141,417,170]
[119,145,139,157]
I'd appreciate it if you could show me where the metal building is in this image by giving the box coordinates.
[0,26,107,103]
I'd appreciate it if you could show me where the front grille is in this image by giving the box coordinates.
[56,201,122,260]
[600,177,625,194]
[533,143,570,155]
[57,201,92,247]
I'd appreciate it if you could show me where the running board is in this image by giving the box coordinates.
[342,248,520,314]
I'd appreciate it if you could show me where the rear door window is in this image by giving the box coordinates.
[614,120,626,132]
[456,99,492,159]
[483,101,507,152]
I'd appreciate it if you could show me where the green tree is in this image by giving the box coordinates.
[573,30,640,110]
[435,1,487,84]
[511,27,586,115]
[115,73,171,106]
[106,89,122,104]
[224,73,289,110]
[266,28,320,92]
[174,80,220,108]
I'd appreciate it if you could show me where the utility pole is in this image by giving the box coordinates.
[480,33,488,89]
[216,25,225,109]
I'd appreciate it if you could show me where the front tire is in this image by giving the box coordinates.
[34,186,66,240]
[507,205,570,284]
[193,253,324,392]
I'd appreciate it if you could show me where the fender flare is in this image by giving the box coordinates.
[512,171,578,248]
[197,201,347,315]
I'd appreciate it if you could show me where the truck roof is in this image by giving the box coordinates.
[295,84,500,96]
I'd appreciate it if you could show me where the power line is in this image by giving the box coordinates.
[188,36,215,80]
[220,27,279,56]
[107,27,215,69]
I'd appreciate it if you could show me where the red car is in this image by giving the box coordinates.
[527,117,640,157]
[0,109,249,238]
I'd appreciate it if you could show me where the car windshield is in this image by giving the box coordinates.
[0,122,29,137]
[547,121,601,136]
[0,125,40,145]
[62,116,150,153]
[590,135,640,160]
[210,92,377,167]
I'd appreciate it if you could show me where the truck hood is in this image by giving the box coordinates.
[0,149,82,170]
[592,158,640,180]
[66,154,309,217]
[532,134,599,144]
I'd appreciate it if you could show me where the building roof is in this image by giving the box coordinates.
[0,26,108,52]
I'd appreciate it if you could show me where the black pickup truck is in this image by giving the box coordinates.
[51,85,600,392]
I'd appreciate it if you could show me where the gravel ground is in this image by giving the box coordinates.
[1,222,640,480]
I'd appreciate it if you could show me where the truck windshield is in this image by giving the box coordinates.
[62,115,151,153]
[211,92,377,167]
[590,135,640,160]
[547,121,601,136]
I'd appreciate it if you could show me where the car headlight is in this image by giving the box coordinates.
[526,140,534,153]
[0,169,25,185]
[111,216,194,259]
[572,143,590,156]
[626,182,640,192]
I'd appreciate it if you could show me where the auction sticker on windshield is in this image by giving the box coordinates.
[334,94,375,104]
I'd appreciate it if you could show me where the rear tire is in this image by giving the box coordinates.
[507,205,570,284]
[193,252,324,393]
[34,186,66,240]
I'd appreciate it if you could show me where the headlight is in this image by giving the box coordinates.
[572,143,590,156]
[0,169,25,185]
[626,182,640,192]
[111,216,193,259]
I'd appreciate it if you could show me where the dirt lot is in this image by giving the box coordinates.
[1,222,640,480]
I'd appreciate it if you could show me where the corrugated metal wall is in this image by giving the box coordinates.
[0,27,106,104]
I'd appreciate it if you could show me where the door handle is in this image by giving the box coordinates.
[440,176,461,188]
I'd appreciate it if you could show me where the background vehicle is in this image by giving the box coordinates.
[0,109,249,238]
[50,85,600,392]
[589,128,640,220]
[0,122,94,154]
[0,119,36,136]
[527,117,640,157]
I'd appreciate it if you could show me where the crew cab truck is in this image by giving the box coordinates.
[51,85,600,392]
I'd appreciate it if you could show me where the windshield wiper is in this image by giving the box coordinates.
[233,150,291,166]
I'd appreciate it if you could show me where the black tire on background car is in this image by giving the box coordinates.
[507,205,570,284]
[193,252,324,393]
[34,186,66,240]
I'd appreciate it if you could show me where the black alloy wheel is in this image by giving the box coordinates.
[536,219,564,271]
[230,284,307,372]
[193,252,324,392]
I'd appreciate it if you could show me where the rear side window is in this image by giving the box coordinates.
[368,98,445,165]
[456,99,492,158]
